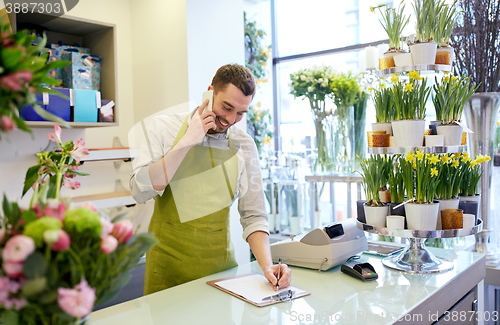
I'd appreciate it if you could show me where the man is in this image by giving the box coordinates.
[130,64,291,295]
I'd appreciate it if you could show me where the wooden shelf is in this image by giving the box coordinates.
[81,148,138,162]
[72,191,136,209]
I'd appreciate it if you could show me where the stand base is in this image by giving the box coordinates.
[382,238,454,274]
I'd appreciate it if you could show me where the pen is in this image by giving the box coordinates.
[276,257,281,291]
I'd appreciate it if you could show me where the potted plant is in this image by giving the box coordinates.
[389,71,431,147]
[370,3,411,69]
[290,65,335,173]
[328,71,360,172]
[434,153,464,229]
[399,149,440,230]
[354,90,369,167]
[410,0,442,64]
[459,153,490,201]
[371,82,394,137]
[388,155,406,218]
[356,155,390,227]
[432,73,478,145]
[434,0,460,65]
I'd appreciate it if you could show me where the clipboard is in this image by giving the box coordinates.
[206,273,310,307]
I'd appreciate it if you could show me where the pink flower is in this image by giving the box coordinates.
[57,279,96,318]
[43,199,67,221]
[100,236,118,254]
[2,235,35,263]
[44,229,70,252]
[64,165,79,179]
[4,298,27,311]
[0,116,16,133]
[111,220,134,244]
[2,261,24,279]
[70,138,89,163]
[63,178,80,190]
[99,217,114,239]
[0,70,32,92]
[47,125,62,145]
[33,204,44,218]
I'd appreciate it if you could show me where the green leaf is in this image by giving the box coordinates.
[32,105,70,129]
[45,60,71,70]
[46,264,59,288]
[21,277,47,297]
[0,66,4,74]
[22,165,41,197]
[23,253,47,279]
[21,210,37,224]
[1,48,23,69]
[2,194,13,220]
[1,310,19,325]
[38,290,58,305]
[68,169,89,177]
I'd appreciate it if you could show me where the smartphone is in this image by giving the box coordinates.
[202,90,213,112]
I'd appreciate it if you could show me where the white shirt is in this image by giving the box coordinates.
[129,110,269,241]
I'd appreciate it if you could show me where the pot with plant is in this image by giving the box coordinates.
[434,0,460,65]
[400,149,440,230]
[329,71,360,172]
[434,154,463,229]
[356,155,390,227]
[388,155,406,218]
[371,82,394,138]
[410,0,442,65]
[432,73,479,145]
[459,153,490,203]
[390,71,431,147]
[371,3,410,69]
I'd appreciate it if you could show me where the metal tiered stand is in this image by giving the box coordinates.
[357,219,482,274]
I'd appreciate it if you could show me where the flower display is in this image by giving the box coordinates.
[0,127,158,324]
[247,104,274,160]
[389,71,430,120]
[434,153,464,200]
[356,155,391,206]
[0,18,71,139]
[371,82,395,123]
[370,3,410,51]
[459,153,491,196]
[399,149,439,204]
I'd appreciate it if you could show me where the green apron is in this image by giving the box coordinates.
[144,116,238,295]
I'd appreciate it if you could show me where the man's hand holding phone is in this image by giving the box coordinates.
[183,91,215,147]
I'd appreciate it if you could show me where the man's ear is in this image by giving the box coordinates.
[208,85,214,91]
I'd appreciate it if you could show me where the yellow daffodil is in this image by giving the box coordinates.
[451,75,458,82]
[497,121,500,126]
[390,74,399,83]
[454,153,461,159]
[443,76,450,82]
[263,135,272,145]
[441,155,451,164]
[431,167,438,177]
[370,6,375,12]
[406,151,415,162]
[405,83,414,92]
[257,101,262,107]
[412,161,417,168]
[380,83,386,89]
[451,159,459,168]
[485,155,492,161]
[408,70,422,80]
[462,157,471,163]
[429,154,440,165]
[470,160,477,167]
[416,149,424,160]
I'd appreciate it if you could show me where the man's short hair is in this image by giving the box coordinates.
[211,64,256,98]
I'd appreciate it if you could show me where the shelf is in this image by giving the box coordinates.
[377,64,452,77]
[81,148,138,162]
[72,191,136,209]
[26,121,117,128]
[357,219,482,239]
[368,145,466,155]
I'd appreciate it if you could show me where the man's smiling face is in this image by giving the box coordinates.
[207,84,252,134]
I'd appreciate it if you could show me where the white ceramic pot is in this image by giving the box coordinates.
[391,120,425,148]
[435,46,455,65]
[405,202,440,230]
[372,122,393,136]
[394,53,413,67]
[364,204,389,227]
[425,134,444,147]
[436,124,463,146]
[410,42,438,65]
[434,198,460,230]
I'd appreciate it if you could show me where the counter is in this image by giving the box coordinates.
[91,247,485,325]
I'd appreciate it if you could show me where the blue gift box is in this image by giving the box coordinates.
[61,51,101,66]
[73,89,99,122]
[47,88,71,122]
[51,44,91,54]
[61,64,101,91]
[20,93,47,121]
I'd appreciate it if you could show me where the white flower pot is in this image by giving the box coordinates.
[405,202,439,230]
[372,122,393,136]
[435,46,455,65]
[436,124,463,146]
[394,53,413,67]
[435,198,460,230]
[410,42,438,65]
[364,204,389,227]
[391,120,425,147]
[424,134,444,147]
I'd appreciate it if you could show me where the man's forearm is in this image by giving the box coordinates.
[247,231,273,271]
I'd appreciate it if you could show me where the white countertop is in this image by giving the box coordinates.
[91,248,485,325]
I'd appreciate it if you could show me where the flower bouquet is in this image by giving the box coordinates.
[247,103,274,160]
[0,126,157,324]
[290,65,335,173]
[0,18,71,139]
